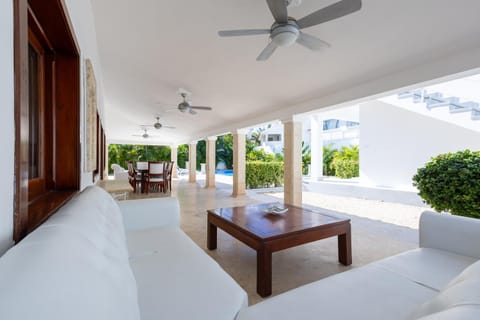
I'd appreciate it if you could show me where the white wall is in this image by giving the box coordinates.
[63,0,106,190]
[360,100,480,190]
[0,0,15,255]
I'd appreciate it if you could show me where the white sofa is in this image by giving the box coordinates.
[111,163,129,180]
[238,211,480,320]
[0,186,247,320]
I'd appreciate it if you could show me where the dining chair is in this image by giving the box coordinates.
[165,161,174,192]
[146,161,165,194]
[127,162,141,192]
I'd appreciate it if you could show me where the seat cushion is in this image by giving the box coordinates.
[416,305,480,319]
[0,227,140,320]
[127,227,247,320]
[374,248,477,291]
[412,259,480,319]
[237,264,436,320]
[412,278,480,318]
[446,260,480,287]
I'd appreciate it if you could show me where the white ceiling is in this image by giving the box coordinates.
[90,0,480,145]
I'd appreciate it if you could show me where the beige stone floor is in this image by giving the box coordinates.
[102,177,421,305]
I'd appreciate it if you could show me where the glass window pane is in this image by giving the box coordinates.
[28,44,40,179]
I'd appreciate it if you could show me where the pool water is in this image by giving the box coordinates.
[215,169,233,176]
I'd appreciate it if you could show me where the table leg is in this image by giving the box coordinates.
[207,221,217,250]
[257,248,272,297]
[338,224,352,266]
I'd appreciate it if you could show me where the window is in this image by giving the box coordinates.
[267,134,282,142]
[14,0,81,242]
[27,28,47,201]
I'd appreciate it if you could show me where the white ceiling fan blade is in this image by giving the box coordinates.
[297,0,362,30]
[297,32,331,51]
[266,0,288,24]
[256,41,278,61]
[163,125,176,129]
[190,106,212,110]
[189,109,197,115]
[218,29,270,37]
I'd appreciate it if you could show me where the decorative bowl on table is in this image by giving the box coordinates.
[263,205,289,215]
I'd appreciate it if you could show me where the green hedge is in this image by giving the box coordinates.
[331,145,359,179]
[413,150,480,219]
[332,159,359,179]
[246,161,284,189]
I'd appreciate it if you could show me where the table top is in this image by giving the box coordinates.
[208,202,349,240]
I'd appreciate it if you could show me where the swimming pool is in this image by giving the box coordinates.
[215,169,233,176]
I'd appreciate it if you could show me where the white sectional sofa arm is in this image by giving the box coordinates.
[118,197,180,231]
[419,210,480,259]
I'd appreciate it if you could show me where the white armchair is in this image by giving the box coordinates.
[111,164,129,181]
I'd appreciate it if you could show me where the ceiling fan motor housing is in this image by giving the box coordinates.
[178,101,190,112]
[271,20,299,47]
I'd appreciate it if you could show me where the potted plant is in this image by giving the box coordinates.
[413,150,480,219]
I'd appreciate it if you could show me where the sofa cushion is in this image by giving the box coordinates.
[416,305,480,319]
[0,227,140,320]
[375,248,477,291]
[237,264,436,320]
[446,260,480,287]
[127,227,248,320]
[412,278,480,318]
[412,259,480,318]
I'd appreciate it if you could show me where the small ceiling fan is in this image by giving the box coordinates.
[218,0,362,61]
[173,89,212,115]
[132,128,159,139]
[141,116,176,130]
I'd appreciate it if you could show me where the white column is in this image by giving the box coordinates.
[310,115,323,180]
[205,136,217,188]
[232,129,247,197]
[283,119,303,206]
[188,141,197,183]
[170,145,178,178]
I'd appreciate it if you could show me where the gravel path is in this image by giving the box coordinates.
[266,191,429,229]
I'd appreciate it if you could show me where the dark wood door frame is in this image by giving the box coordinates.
[14,0,81,242]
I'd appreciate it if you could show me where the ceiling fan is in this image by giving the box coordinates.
[142,116,176,130]
[132,128,159,139]
[173,90,212,115]
[218,0,362,61]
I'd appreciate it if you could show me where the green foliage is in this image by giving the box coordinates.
[196,140,206,170]
[246,149,276,162]
[177,144,188,169]
[331,145,359,179]
[246,161,284,189]
[108,144,171,174]
[216,134,233,169]
[323,144,338,176]
[302,142,311,175]
[413,150,480,219]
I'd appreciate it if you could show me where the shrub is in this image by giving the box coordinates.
[333,159,359,178]
[413,150,480,219]
[323,144,337,176]
[302,142,311,175]
[331,145,359,179]
[246,161,284,189]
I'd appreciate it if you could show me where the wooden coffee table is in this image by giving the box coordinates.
[207,202,352,297]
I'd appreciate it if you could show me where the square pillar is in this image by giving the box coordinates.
[283,120,303,206]
[171,145,178,178]
[206,136,217,188]
[232,130,247,197]
[188,141,197,183]
[310,115,323,180]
